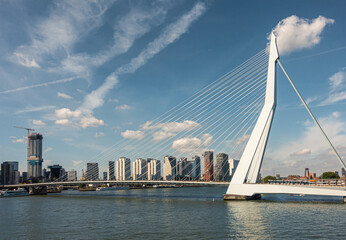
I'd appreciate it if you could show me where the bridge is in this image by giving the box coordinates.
[4,33,346,202]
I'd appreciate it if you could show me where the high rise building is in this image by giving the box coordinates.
[116,157,131,180]
[27,133,43,179]
[192,155,201,180]
[147,159,161,180]
[107,161,115,180]
[215,153,229,181]
[1,161,20,185]
[228,158,240,180]
[22,172,28,183]
[177,157,188,179]
[103,172,107,180]
[67,169,77,181]
[48,164,63,181]
[342,168,346,177]
[132,158,147,180]
[86,163,99,180]
[203,151,214,181]
[163,155,176,180]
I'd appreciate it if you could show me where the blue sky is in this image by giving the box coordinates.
[1,0,346,177]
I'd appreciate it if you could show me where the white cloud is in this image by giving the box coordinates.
[12,0,113,69]
[121,130,144,140]
[12,137,27,143]
[79,2,206,114]
[171,133,213,153]
[73,160,83,166]
[55,108,82,119]
[141,120,200,132]
[55,119,70,125]
[0,76,81,95]
[236,134,250,145]
[290,148,311,157]
[115,104,133,110]
[320,70,346,105]
[95,132,104,138]
[153,131,176,141]
[15,105,55,114]
[264,112,346,176]
[60,4,168,75]
[57,92,73,99]
[305,96,319,105]
[13,52,40,68]
[116,2,206,75]
[80,115,104,128]
[271,15,334,55]
[32,120,46,126]
[43,147,53,153]
[108,98,119,103]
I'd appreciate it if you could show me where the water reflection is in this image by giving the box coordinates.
[226,201,273,239]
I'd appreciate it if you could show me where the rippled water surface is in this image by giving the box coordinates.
[1,186,345,239]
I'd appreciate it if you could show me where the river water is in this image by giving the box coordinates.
[1,186,345,239]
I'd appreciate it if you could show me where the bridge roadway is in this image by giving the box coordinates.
[3,181,346,190]
[2,180,230,188]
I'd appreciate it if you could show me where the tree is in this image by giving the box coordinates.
[320,172,340,179]
[263,175,276,183]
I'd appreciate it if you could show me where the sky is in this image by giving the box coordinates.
[1,0,346,177]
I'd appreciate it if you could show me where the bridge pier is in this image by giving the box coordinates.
[223,194,261,201]
[29,186,47,195]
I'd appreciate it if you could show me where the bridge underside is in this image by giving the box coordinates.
[224,184,346,200]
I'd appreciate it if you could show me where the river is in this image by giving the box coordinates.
[1,186,345,239]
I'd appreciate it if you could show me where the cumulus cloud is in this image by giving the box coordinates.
[121,130,144,140]
[115,104,133,110]
[32,120,46,126]
[80,116,104,128]
[271,15,334,55]
[141,120,200,132]
[153,131,176,141]
[55,119,70,125]
[171,133,213,153]
[57,92,73,99]
[55,108,82,119]
[95,132,104,138]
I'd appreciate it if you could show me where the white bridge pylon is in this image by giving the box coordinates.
[224,33,346,200]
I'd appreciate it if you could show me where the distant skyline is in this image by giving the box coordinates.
[1,0,346,176]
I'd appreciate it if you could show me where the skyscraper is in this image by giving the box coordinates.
[147,159,161,180]
[228,158,240,180]
[163,155,176,180]
[192,155,201,180]
[107,161,115,180]
[86,163,99,180]
[27,133,43,179]
[48,164,63,181]
[177,157,188,179]
[1,161,19,185]
[116,157,131,180]
[132,158,147,180]
[203,151,214,181]
[215,153,229,181]
[342,168,346,177]
[67,169,77,181]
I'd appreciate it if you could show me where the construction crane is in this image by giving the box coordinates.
[13,126,35,136]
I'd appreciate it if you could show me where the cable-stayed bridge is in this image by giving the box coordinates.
[4,33,346,201]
